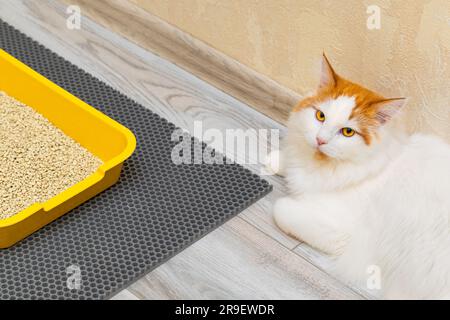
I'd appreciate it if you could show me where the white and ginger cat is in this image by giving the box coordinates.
[268,54,450,299]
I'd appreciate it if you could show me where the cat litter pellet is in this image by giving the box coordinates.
[0,91,103,220]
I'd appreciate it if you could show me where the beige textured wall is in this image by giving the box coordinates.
[131,0,450,140]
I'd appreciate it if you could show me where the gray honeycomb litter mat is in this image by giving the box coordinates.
[0,20,272,300]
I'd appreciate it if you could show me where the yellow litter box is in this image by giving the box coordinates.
[0,49,136,248]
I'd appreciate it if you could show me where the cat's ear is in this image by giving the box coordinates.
[319,53,338,89]
[372,98,407,125]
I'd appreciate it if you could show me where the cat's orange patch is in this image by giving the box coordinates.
[293,57,388,146]
[314,150,329,161]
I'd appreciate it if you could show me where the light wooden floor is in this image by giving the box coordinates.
[0,0,367,299]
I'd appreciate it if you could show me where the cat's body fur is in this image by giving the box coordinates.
[270,54,450,299]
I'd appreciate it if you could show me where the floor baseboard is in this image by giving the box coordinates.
[63,0,301,124]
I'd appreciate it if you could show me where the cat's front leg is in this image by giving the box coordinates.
[273,196,351,255]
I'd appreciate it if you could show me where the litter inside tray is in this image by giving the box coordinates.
[0,91,103,220]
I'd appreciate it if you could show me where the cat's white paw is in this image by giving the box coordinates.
[319,233,349,256]
[273,197,349,255]
[263,150,283,176]
[273,197,301,239]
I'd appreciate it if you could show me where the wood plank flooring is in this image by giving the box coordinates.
[0,0,366,299]
[60,0,300,124]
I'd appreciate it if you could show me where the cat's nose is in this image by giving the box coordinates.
[316,137,327,146]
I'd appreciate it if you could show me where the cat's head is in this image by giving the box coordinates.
[290,53,406,162]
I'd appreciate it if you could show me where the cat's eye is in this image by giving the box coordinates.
[315,110,325,122]
[341,127,355,137]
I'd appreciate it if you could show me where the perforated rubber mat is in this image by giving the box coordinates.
[0,21,271,299]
